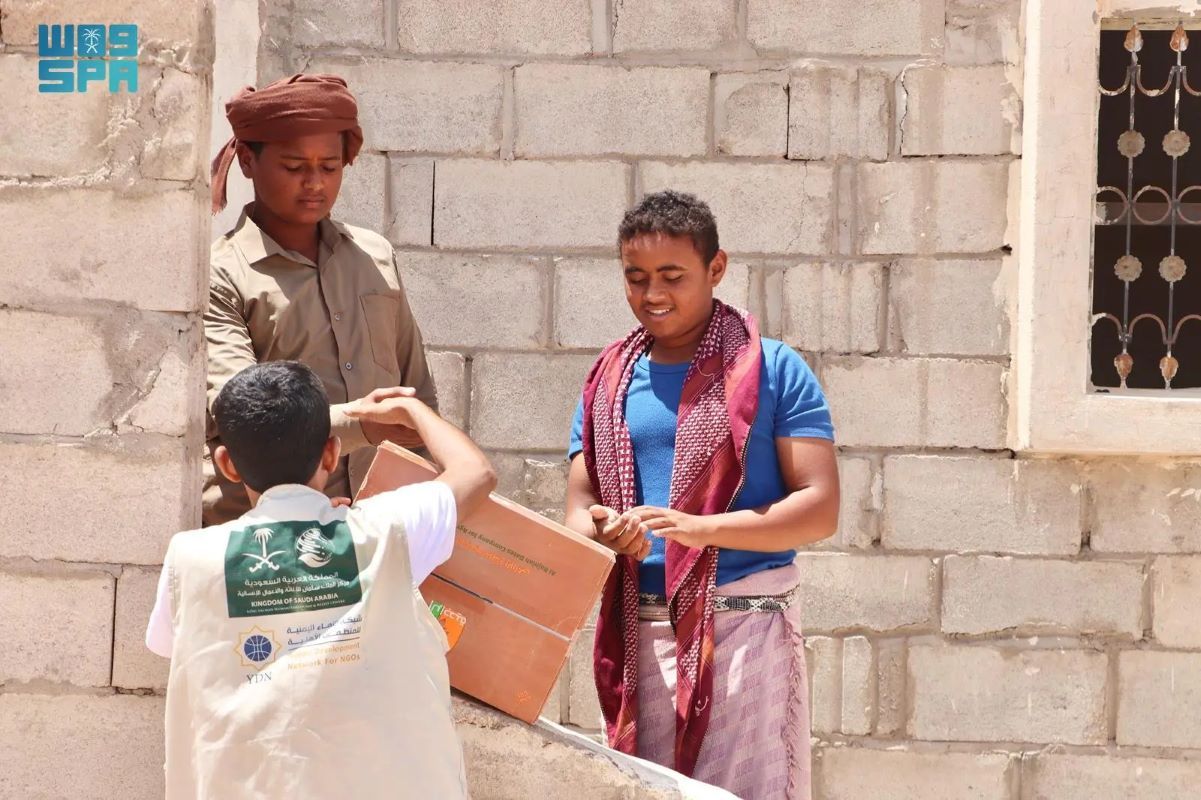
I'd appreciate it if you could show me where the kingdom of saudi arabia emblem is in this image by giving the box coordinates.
[296,527,335,568]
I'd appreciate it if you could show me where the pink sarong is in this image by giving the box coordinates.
[636,563,811,800]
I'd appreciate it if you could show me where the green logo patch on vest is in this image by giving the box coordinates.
[224,520,362,618]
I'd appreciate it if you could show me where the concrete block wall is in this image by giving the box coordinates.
[0,0,1182,796]
[0,1,212,797]
[262,2,1201,796]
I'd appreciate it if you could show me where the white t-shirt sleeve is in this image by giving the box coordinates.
[145,564,174,658]
[357,481,457,585]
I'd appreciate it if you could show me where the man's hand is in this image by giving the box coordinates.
[330,496,353,508]
[630,506,714,550]
[589,505,652,560]
[348,387,427,448]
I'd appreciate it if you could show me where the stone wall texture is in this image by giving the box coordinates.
[8,0,1201,797]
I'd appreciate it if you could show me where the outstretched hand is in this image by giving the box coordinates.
[589,505,652,560]
[346,387,426,447]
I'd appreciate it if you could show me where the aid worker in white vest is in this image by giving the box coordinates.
[145,360,495,799]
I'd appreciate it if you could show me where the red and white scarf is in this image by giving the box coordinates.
[580,300,761,776]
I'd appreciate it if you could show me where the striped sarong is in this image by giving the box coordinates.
[636,563,810,800]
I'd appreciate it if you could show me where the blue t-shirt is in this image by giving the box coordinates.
[568,338,835,595]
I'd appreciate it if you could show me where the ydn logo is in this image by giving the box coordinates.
[38,24,138,93]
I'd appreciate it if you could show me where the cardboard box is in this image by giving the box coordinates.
[357,442,615,723]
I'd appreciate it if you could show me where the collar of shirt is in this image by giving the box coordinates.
[242,484,341,524]
[229,203,350,268]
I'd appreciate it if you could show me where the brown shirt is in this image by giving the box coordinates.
[203,206,436,524]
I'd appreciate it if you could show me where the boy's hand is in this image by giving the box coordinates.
[330,496,352,508]
[347,387,427,432]
[589,505,652,561]
[630,506,714,550]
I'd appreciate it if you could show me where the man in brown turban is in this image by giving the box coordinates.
[204,73,438,524]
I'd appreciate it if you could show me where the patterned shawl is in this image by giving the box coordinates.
[580,299,761,776]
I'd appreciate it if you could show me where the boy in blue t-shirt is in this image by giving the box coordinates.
[564,190,839,800]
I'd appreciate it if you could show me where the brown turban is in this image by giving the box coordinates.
[210,73,365,213]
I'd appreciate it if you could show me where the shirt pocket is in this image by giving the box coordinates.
[359,292,402,376]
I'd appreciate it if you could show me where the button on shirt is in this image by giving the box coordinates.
[204,206,437,525]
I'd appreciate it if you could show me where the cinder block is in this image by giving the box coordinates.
[141,69,207,181]
[815,747,1013,800]
[396,0,592,55]
[715,72,789,157]
[0,694,165,800]
[0,187,205,312]
[788,66,890,161]
[427,351,467,429]
[1090,461,1201,553]
[889,259,1008,356]
[567,629,602,729]
[639,162,833,255]
[875,638,907,736]
[292,0,384,47]
[435,160,630,250]
[805,636,841,735]
[471,353,596,450]
[613,0,739,52]
[0,570,114,686]
[1118,651,1201,748]
[942,555,1144,637]
[747,0,943,56]
[388,158,434,247]
[1023,753,1201,800]
[909,645,1109,745]
[945,0,1022,66]
[841,636,874,735]
[901,65,1020,155]
[819,455,877,550]
[515,458,572,523]
[400,252,546,350]
[883,456,1083,555]
[113,566,169,690]
[2,437,194,564]
[119,336,205,439]
[1151,556,1201,648]
[1,1,205,49]
[540,671,566,724]
[515,65,709,158]
[307,58,504,155]
[857,161,1009,255]
[781,262,883,354]
[335,152,387,233]
[795,553,937,633]
[0,55,108,177]
[823,358,1005,448]
[0,310,113,436]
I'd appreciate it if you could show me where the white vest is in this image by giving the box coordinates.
[162,487,468,799]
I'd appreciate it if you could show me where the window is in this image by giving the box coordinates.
[1093,23,1201,390]
[1014,2,1201,455]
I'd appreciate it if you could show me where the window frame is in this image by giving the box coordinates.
[1013,0,1201,455]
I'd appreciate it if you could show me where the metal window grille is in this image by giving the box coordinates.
[1093,23,1201,390]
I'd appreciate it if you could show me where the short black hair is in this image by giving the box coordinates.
[619,190,720,264]
[212,361,331,493]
